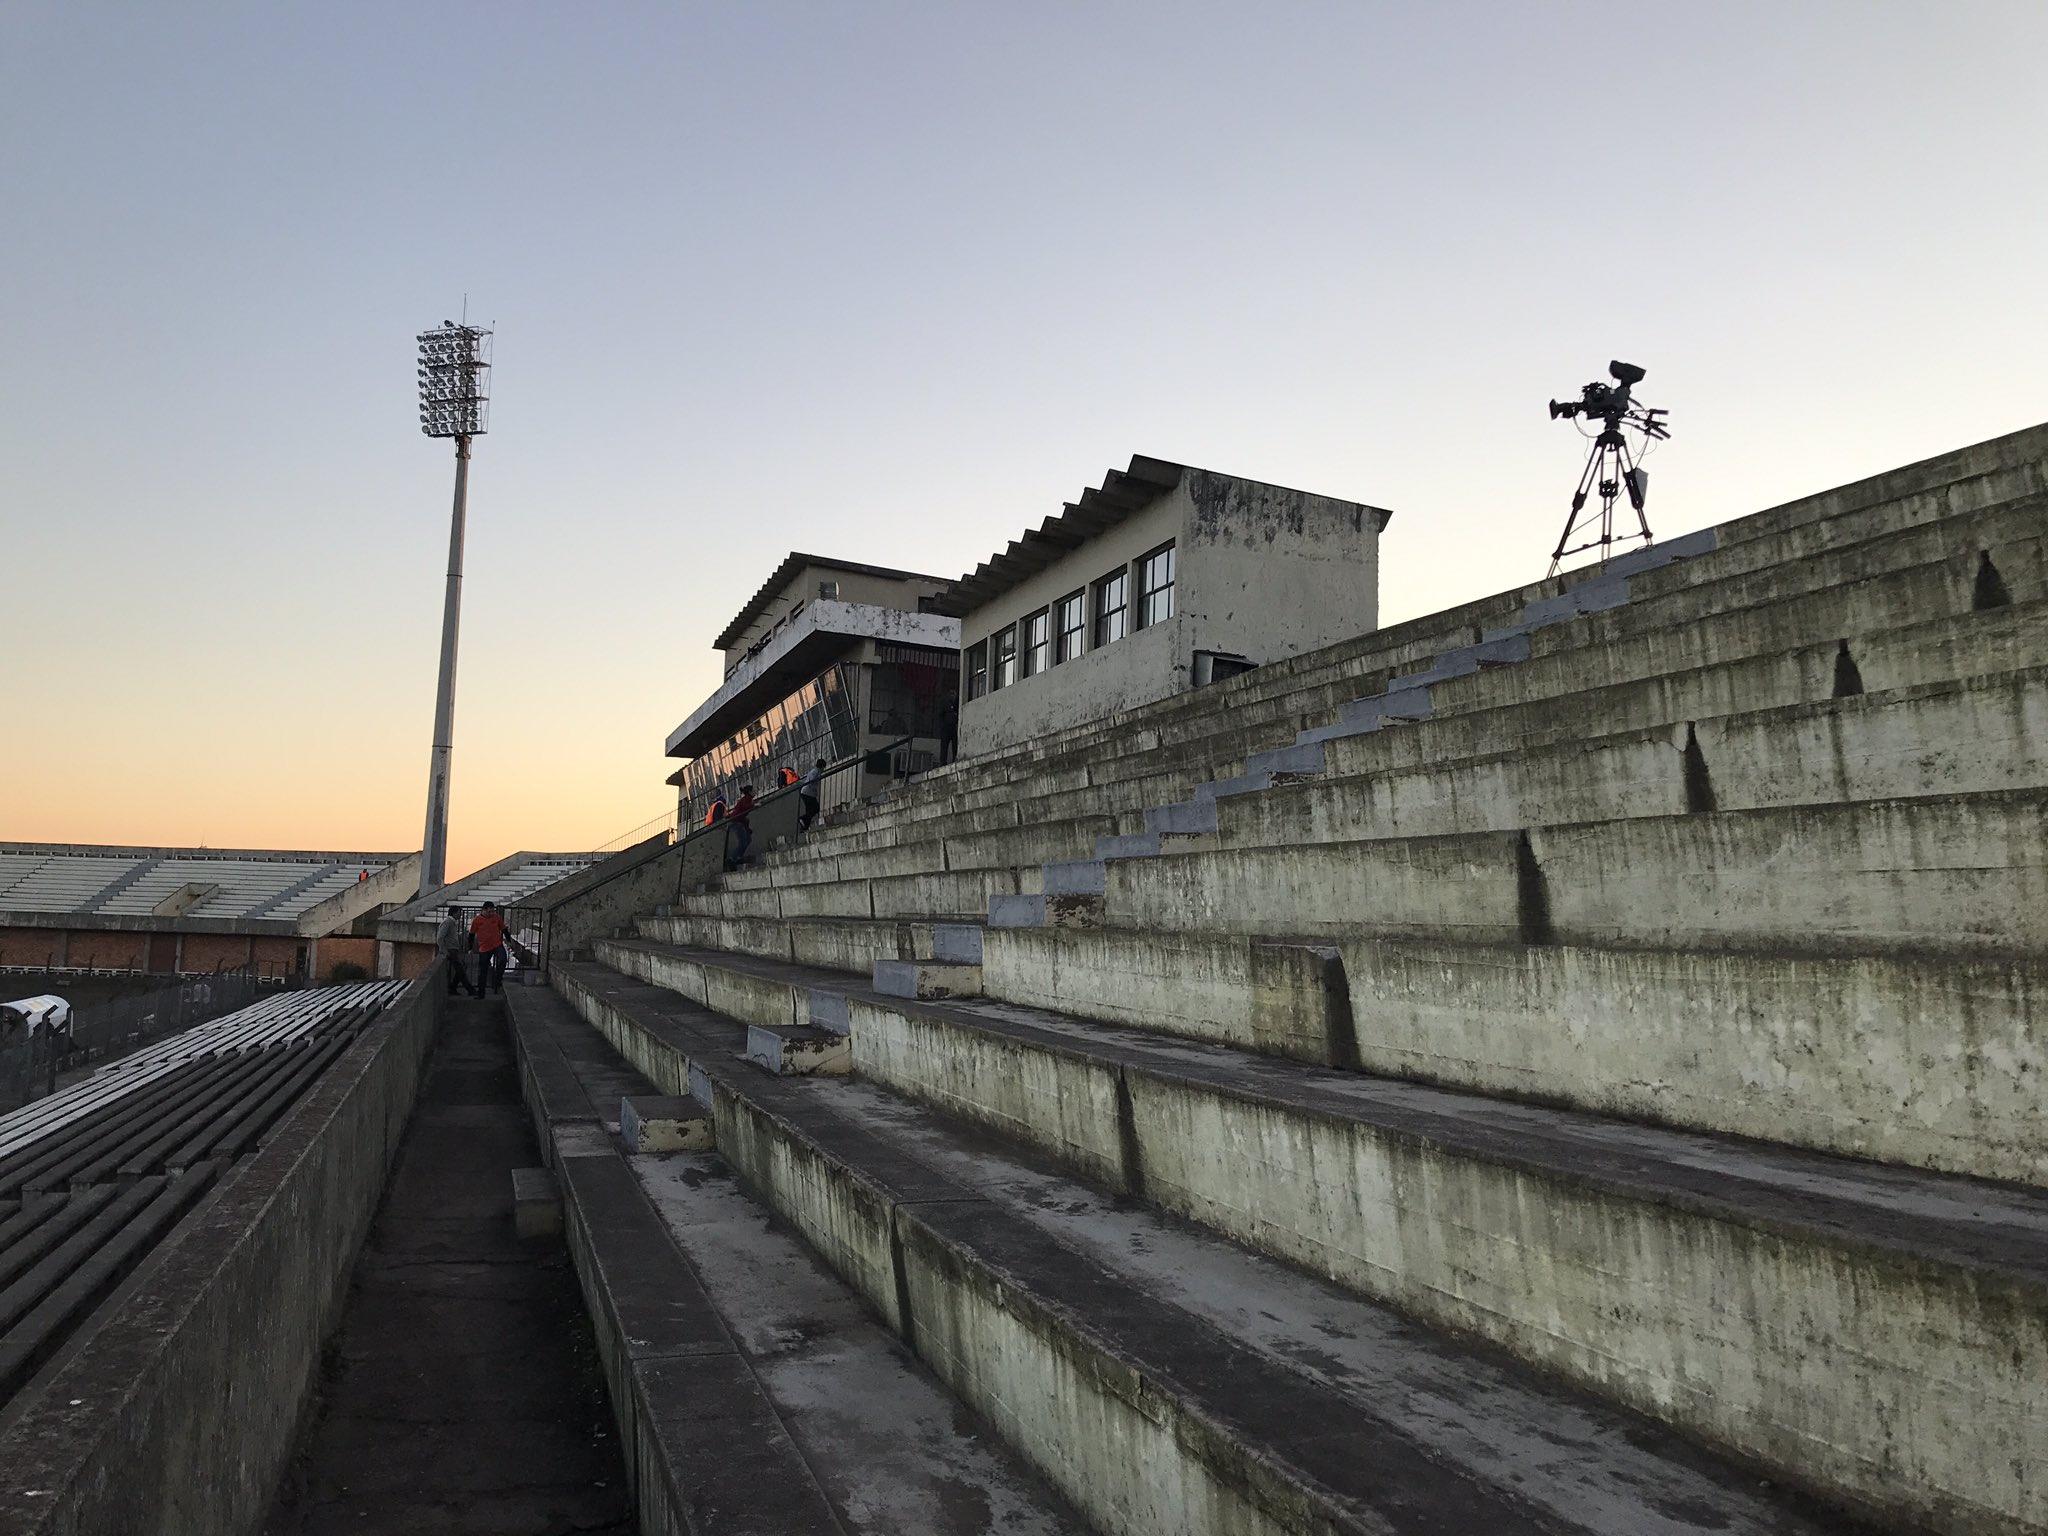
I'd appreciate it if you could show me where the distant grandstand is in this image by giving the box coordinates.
[0,843,418,982]
[374,849,599,978]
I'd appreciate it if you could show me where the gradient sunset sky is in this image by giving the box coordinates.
[5,3,2044,879]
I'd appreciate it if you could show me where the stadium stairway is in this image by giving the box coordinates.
[537,424,2048,1536]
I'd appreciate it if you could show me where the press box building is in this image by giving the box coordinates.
[664,554,961,822]
[932,456,1393,757]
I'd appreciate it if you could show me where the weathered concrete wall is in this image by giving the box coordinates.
[0,974,440,1536]
[295,853,419,937]
[983,925,2047,1186]
[1175,467,1383,676]
[831,989,2047,1535]
[1341,938,2048,1185]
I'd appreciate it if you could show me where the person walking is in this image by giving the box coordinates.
[470,901,510,995]
[726,784,757,871]
[798,759,825,831]
[438,905,480,998]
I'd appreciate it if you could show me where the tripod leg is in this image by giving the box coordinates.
[1552,441,1606,569]
[1617,440,1654,542]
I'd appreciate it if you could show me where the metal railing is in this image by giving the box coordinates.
[593,810,679,856]
[0,969,272,1111]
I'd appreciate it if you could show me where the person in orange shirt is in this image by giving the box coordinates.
[469,901,510,995]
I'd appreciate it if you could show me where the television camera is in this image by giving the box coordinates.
[1546,360,1670,574]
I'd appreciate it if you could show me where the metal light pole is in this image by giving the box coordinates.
[415,321,493,894]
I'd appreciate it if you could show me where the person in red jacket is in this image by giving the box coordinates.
[469,901,510,995]
[726,785,756,871]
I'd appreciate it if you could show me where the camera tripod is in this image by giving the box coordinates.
[1549,423,1654,575]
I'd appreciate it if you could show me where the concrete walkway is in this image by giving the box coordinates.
[265,993,633,1535]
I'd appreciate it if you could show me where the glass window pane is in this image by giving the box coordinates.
[1094,570,1128,647]
[1022,610,1050,676]
[1055,591,1086,663]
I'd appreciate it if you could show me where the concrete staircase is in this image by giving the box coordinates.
[533,423,2048,1535]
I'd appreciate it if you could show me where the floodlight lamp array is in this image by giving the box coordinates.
[416,322,492,438]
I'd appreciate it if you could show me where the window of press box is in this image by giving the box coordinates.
[1055,590,1086,663]
[965,642,988,700]
[992,625,1019,689]
[1137,542,1176,628]
[1021,609,1051,676]
[1094,568,1129,647]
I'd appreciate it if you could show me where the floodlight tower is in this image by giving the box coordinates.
[414,321,493,894]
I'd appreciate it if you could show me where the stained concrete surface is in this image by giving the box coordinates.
[264,994,632,1535]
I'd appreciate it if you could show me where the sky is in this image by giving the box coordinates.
[4,2,2045,880]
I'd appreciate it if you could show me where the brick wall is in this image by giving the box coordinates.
[314,936,377,982]
[181,933,257,973]
[55,931,149,971]
[0,928,67,968]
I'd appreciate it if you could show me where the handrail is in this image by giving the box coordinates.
[553,735,918,916]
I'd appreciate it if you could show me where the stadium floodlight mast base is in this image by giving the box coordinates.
[415,321,492,896]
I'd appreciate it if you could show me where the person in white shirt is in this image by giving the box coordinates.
[798,759,825,831]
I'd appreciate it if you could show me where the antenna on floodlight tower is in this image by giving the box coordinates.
[415,320,493,895]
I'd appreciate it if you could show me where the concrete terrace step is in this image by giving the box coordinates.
[1523,495,2045,648]
[1319,599,2048,783]
[977,922,2048,1185]
[777,529,2040,887]
[774,622,2046,907]
[550,958,1878,1536]
[1095,788,2048,956]
[767,602,2045,906]
[674,864,1032,923]
[503,987,1088,1536]
[573,942,2048,1533]
[638,910,984,975]
[1188,668,2048,853]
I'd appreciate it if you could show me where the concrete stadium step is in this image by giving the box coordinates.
[768,607,2045,906]
[549,959,1874,1536]
[1523,495,2044,647]
[785,613,2045,903]
[1662,421,2048,569]
[574,941,2048,1533]
[1179,669,2048,851]
[1307,526,2043,768]
[503,988,1086,1535]
[789,525,2040,888]
[638,910,984,975]
[674,865,1032,923]
[1317,599,2048,784]
[1098,788,2048,955]
[978,923,2048,1185]
[728,813,1121,890]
